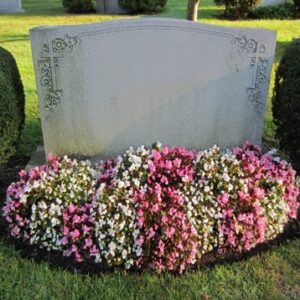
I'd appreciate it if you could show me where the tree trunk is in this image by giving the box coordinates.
[187,0,200,21]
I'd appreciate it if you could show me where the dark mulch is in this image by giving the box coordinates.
[0,153,299,276]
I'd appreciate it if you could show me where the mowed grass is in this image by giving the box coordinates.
[0,1,300,299]
[0,237,300,300]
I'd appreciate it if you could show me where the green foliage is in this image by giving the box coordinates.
[0,47,25,165]
[215,0,261,18]
[119,0,167,13]
[273,39,300,172]
[63,0,95,13]
[295,0,300,17]
[249,3,294,19]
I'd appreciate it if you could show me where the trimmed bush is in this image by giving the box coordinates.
[3,143,299,273]
[215,0,261,19]
[295,0,300,16]
[63,0,95,13]
[273,39,300,173]
[119,0,167,13]
[249,3,294,19]
[0,46,25,165]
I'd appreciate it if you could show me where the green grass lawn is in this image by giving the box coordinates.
[0,0,300,299]
[0,237,299,299]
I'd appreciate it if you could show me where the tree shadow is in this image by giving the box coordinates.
[22,0,66,16]
[274,40,294,64]
[0,34,29,44]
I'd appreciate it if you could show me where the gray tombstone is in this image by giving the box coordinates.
[0,0,23,13]
[30,18,276,159]
[96,0,128,14]
[259,0,286,7]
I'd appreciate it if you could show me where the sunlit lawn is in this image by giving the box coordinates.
[0,0,299,299]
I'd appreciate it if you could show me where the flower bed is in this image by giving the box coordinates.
[3,143,299,273]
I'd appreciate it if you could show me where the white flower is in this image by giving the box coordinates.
[118,181,125,188]
[109,242,116,252]
[204,186,210,193]
[222,174,230,182]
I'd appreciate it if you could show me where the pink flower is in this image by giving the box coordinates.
[151,204,159,213]
[173,158,182,168]
[85,238,93,248]
[70,229,80,240]
[82,225,91,235]
[161,215,168,224]
[68,204,76,214]
[72,214,81,223]
[253,187,265,199]
[238,191,250,202]
[137,217,145,227]
[165,227,176,238]
[158,240,165,254]
[62,236,68,245]
[165,160,173,170]
[15,214,23,222]
[148,161,156,173]
[71,244,78,253]
[29,167,40,180]
[63,226,69,235]
[136,235,144,246]
[217,193,230,205]
[11,225,20,237]
[147,227,156,239]
[18,170,27,179]
[75,252,83,262]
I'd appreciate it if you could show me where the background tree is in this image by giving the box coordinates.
[187,0,199,21]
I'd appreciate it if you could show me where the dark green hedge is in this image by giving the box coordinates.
[249,3,294,20]
[273,39,300,173]
[214,0,261,19]
[63,0,95,13]
[119,0,167,13]
[0,46,25,165]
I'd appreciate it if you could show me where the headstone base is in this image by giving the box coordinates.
[25,146,45,171]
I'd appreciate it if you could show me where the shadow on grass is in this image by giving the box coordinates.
[274,40,293,64]
[19,118,43,156]
[22,0,66,16]
[158,4,222,20]
[198,8,223,19]
[0,34,29,44]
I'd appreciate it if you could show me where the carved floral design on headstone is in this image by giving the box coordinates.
[38,35,78,111]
